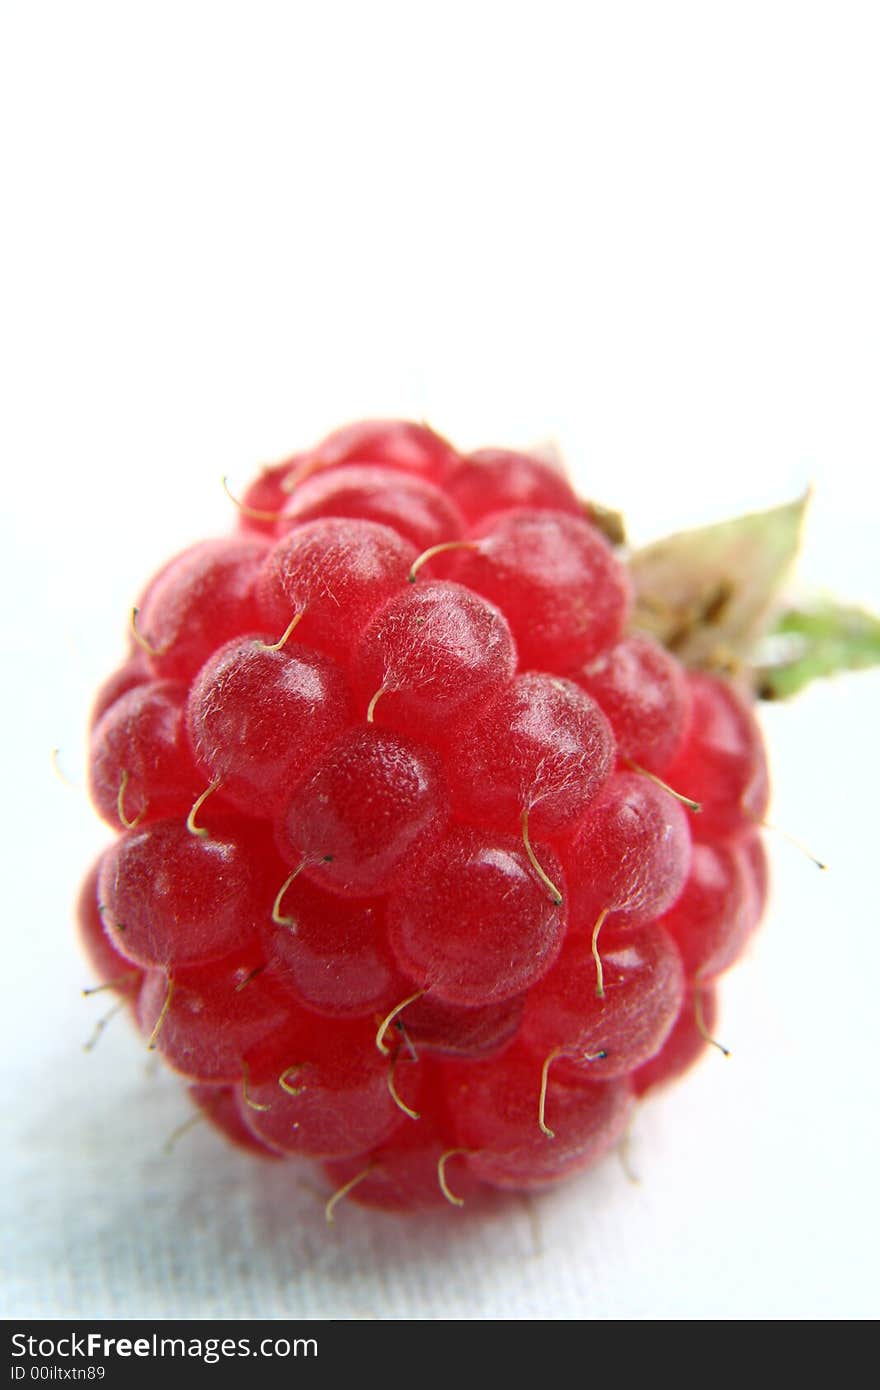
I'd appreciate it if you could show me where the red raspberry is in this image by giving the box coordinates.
[80,419,771,1219]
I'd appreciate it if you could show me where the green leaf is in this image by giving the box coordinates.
[628,494,809,673]
[755,601,880,699]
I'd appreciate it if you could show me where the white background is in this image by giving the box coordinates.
[2,1,878,1320]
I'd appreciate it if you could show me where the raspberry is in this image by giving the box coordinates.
[256,518,415,664]
[186,637,352,817]
[519,924,686,1082]
[385,824,568,1005]
[261,877,407,1020]
[574,633,690,774]
[80,418,774,1219]
[660,671,770,838]
[277,465,466,552]
[276,727,448,897]
[442,673,614,836]
[133,537,270,682]
[452,509,632,672]
[137,945,294,1083]
[443,447,583,526]
[90,680,203,828]
[97,815,277,968]
[77,859,142,1005]
[351,581,517,739]
[239,1015,424,1159]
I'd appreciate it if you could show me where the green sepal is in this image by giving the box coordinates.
[628,494,809,675]
[755,601,880,699]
